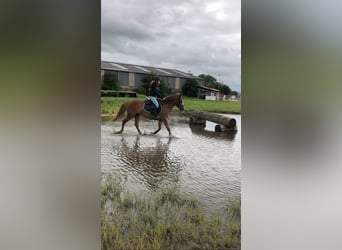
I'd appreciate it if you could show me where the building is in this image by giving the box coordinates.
[197,86,230,101]
[101,61,203,92]
[197,85,218,100]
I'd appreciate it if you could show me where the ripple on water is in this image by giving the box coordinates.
[102,115,241,212]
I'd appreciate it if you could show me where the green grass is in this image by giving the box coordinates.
[101,95,241,115]
[101,96,146,115]
[182,97,241,114]
[102,174,241,250]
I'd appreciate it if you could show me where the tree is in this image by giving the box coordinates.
[159,80,170,96]
[198,74,217,88]
[182,79,199,97]
[219,83,231,95]
[138,73,170,96]
[230,90,238,96]
[139,73,155,95]
[102,72,119,90]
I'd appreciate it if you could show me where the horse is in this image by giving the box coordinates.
[112,93,184,135]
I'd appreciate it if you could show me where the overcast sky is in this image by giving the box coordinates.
[101,0,241,92]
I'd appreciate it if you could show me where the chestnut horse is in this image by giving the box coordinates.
[112,93,184,135]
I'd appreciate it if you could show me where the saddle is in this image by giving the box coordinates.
[143,98,162,116]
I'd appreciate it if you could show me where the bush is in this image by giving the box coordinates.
[182,79,199,97]
[138,73,155,95]
[139,73,170,96]
[159,81,170,96]
[102,72,119,90]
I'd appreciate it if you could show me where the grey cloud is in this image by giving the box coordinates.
[102,20,153,42]
[101,0,241,92]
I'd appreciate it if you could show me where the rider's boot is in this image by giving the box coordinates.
[151,105,158,118]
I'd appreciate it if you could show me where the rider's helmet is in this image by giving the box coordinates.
[154,76,161,82]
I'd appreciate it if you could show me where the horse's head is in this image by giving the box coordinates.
[163,93,184,111]
[175,93,184,111]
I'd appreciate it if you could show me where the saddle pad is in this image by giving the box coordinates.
[143,100,162,114]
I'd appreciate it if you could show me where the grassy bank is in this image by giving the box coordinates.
[101,95,241,115]
[102,175,241,250]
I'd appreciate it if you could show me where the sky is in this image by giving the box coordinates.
[101,0,241,93]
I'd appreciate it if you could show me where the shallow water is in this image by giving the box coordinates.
[101,113,241,213]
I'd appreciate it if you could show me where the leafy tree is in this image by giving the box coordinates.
[198,73,234,95]
[219,83,231,95]
[139,73,170,96]
[159,80,170,96]
[139,73,155,95]
[102,72,119,90]
[198,74,217,88]
[230,90,238,96]
[182,79,199,97]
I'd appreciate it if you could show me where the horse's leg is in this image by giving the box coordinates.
[134,114,142,135]
[162,118,171,136]
[152,120,163,134]
[115,116,132,134]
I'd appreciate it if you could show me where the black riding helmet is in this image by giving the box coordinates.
[154,76,161,81]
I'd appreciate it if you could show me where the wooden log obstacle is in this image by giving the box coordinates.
[189,111,237,132]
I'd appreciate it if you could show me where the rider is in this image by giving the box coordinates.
[148,76,163,117]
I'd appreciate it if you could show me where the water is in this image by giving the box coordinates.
[101,113,241,213]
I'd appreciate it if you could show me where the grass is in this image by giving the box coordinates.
[101,174,241,250]
[101,96,146,115]
[182,97,241,114]
[101,95,241,115]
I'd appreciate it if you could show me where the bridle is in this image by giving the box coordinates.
[176,95,184,111]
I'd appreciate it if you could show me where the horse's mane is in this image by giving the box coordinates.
[163,93,181,104]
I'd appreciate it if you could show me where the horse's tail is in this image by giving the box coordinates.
[112,102,128,122]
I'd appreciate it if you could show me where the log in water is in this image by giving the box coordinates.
[190,111,237,131]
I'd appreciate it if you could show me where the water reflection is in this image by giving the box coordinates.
[190,124,237,141]
[114,135,182,190]
[101,115,241,213]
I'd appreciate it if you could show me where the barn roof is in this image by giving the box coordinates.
[197,85,219,92]
[101,61,203,80]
